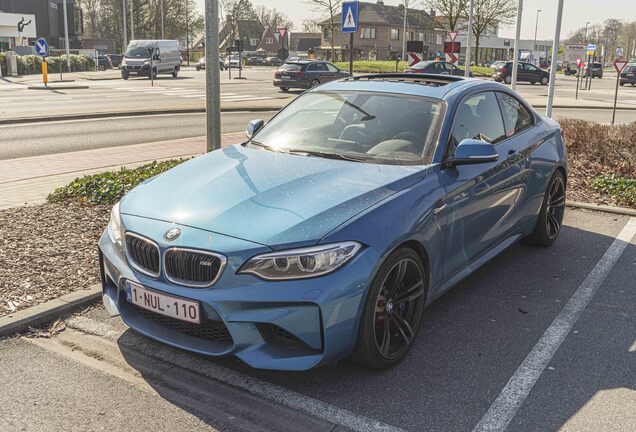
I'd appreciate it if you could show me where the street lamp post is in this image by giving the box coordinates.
[186,1,190,66]
[465,0,474,76]
[533,9,541,63]
[511,0,523,90]
[204,0,221,152]
[160,0,164,39]
[402,1,408,61]
[122,0,128,52]
[130,0,135,41]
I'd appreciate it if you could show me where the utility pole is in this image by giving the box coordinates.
[62,0,71,71]
[465,0,474,76]
[205,0,221,152]
[546,0,564,118]
[511,0,522,90]
[161,0,165,39]
[122,0,128,51]
[130,0,135,41]
[533,9,541,59]
[402,1,408,61]
[186,1,190,66]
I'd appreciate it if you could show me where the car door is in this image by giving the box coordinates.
[448,64,462,76]
[435,62,449,75]
[326,62,347,79]
[438,91,527,278]
[524,63,540,82]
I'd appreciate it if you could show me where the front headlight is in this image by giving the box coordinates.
[107,202,124,246]
[239,242,362,280]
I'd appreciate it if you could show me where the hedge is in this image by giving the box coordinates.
[0,53,96,76]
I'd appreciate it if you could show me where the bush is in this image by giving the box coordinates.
[15,54,96,75]
[590,174,636,206]
[333,61,408,73]
[48,159,189,205]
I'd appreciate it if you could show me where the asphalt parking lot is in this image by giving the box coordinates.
[1,207,635,432]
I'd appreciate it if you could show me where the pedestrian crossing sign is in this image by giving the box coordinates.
[342,1,359,33]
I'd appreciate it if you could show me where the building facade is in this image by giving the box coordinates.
[319,0,444,61]
[0,0,82,51]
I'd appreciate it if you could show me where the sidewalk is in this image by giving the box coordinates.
[0,133,244,210]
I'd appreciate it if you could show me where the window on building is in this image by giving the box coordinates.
[418,32,425,42]
[324,27,332,39]
[436,34,443,45]
[266,37,273,44]
[407,31,414,41]
[360,27,376,39]
[390,29,400,40]
[250,38,259,46]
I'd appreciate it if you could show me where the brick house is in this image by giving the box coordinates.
[319,0,445,61]
[255,27,281,54]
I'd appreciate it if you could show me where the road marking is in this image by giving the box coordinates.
[473,217,636,432]
[62,316,405,432]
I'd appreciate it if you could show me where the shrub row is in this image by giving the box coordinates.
[48,159,189,205]
[0,53,96,76]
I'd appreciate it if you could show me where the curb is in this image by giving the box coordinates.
[0,106,282,125]
[0,285,101,337]
[566,200,636,217]
[27,85,90,90]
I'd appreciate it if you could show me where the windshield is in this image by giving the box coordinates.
[125,46,152,58]
[410,61,433,70]
[248,91,444,165]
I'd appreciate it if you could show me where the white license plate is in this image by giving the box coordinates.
[126,281,201,324]
[281,75,291,80]
[129,72,137,75]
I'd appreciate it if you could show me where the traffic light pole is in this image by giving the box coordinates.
[205,0,221,152]
[349,33,353,75]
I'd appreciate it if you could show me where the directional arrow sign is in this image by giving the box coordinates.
[35,38,49,58]
[407,52,422,67]
[341,1,359,33]
[613,59,628,74]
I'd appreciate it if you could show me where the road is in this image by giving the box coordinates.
[1,208,634,432]
[0,112,275,160]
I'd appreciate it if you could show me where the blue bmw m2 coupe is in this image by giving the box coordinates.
[99,74,567,370]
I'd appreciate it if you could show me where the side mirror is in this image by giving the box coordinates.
[445,139,498,167]
[245,119,264,139]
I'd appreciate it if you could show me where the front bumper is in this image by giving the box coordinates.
[620,76,636,84]
[121,64,151,76]
[99,216,377,371]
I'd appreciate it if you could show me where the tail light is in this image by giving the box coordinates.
[499,66,507,72]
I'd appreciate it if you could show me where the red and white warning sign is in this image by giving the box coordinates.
[448,31,458,42]
[575,58,581,67]
[613,59,628,74]
[407,52,422,67]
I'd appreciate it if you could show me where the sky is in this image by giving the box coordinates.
[195,0,635,41]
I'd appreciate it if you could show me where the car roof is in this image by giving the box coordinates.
[314,74,489,100]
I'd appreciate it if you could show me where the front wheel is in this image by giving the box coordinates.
[351,247,427,369]
[122,73,129,80]
[172,67,179,78]
[523,170,566,246]
[540,76,549,85]
[279,87,289,92]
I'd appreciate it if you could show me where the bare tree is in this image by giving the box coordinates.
[426,0,468,32]
[603,18,623,59]
[302,18,322,33]
[466,0,516,64]
[620,21,636,59]
[255,5,294,31]
[306,0,342,60]
[220,0,257,46]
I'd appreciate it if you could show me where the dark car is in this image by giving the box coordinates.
[405,61,473,77]
[492,61,550,85]
[265,56,283,66]
[585,62,603,78]
[196,56,225,71]
[247,57,265,66]
[273,60,350,92]
[97,55,113,70]
[106,54,123,68]
[620,64,636,86]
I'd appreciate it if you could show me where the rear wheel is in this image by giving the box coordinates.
[279,87,289,92]
[172,67,179,78]
[523,170,566,246]
[530,81,536,85]
[310,79,320,88]
[504,75,512,84]
[351,247,427,369]
[540,76,549,85]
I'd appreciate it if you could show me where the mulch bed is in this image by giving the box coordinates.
[0,202,110,318]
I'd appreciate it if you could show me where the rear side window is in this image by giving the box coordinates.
[496,93,534,137]
[307,63,317,72]
[447,92,506,155]
[315,63,328,72]
[280,63,302,71]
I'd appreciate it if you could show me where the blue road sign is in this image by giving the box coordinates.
[35,38,49,57]
[342,1,359,34]
[435,50,442,57]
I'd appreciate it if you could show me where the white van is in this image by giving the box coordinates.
[120,40,181,80]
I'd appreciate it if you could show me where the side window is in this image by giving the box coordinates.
[435,63,446,72]
[447,92,506,156]
[316,63,328,72]
[326,63,339,72]
[526,64,537,72]
[307,63,317,72]
[496,92,534,137]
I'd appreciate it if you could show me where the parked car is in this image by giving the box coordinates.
[225,56,241,68]
[492,61,550,85]
[265,56,283,66]
[585,62,603,78]
[106,54,123,68]
[120,39,181,80]
[247,56,265,66]
[619,64,636,86]
[99,73,567,371]
[404,61,473,77]
[97,55,113,70]
[196,56,225,71]
[273,60,350,91]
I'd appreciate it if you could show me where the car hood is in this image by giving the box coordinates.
[120,145,428,248]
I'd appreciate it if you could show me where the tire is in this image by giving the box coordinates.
[540,76,549,85]
[620,82,625,86]
[172,67,179,78]
[280,87,289,92]
[310,79,320,88]
[122,74,129,80]
[504,75,512,84]
[523,170,566,247]
[350,247,427,369]
[196,66,200,71]
[530,81,536,85]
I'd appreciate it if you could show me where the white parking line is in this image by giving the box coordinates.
[473,217,636,432]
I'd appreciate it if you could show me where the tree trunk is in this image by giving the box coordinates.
[474,34,480,66]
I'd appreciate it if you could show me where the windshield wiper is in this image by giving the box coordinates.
[249,141,289,153]
[285,149,368,162]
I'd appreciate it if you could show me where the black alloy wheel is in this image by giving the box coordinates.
[524,170,566,246]
[351,247,427,369]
